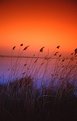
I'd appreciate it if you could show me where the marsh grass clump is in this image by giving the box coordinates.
[0,74,77,121]
[0,45,77,120]
[6,45,77,97]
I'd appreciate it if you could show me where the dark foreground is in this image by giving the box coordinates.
[0,78,77,121]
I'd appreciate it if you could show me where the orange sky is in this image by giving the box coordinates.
[0,0,77,54]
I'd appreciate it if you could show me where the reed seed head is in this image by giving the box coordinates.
[12,46,16,50]
[59,54,62,57]
[34,58,38,63]
[54,53,57,56]
[20,43,23,46]
[57,45,60,49]
[75,48,77,55]
[22,72,26,75]
[40,47,45,52]
[71,53,73,55]
[24,64,27,66]
[62,59,65,62]
[23,46,29,51]
[41,62,44,65]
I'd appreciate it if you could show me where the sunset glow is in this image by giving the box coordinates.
[0,0,77,54]
[0,2,77,120]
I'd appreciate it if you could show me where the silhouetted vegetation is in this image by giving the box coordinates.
[0,44,77,121]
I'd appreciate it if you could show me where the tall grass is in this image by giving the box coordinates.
[0,44,77,97]
[0,45,77,120]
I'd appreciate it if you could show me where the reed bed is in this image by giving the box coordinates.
[0,44,77,96]
[0,44,77,121]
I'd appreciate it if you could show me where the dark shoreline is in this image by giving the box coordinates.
[0,78,77,121]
